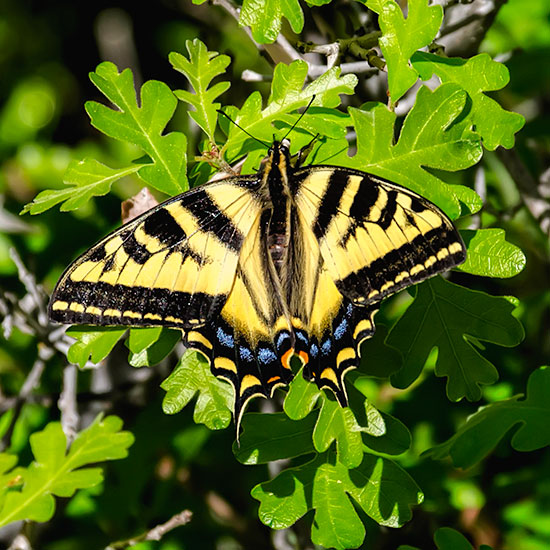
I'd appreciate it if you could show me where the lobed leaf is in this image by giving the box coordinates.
[374,0,443,103]
[224,60,356,161]
[161,349,232,430]
[127,328,180,367]
[412,52,525,150]
[233,412,316,464]
[126,327,164,354]
[389,277,524,401]
[252,451,423,550]
[459,228,526,278]
[66,326,126,368]
[22,159,140,214]
[86,62,187,196]
[335,84,482,219]
[171,39,231,141]
[361,401,412,456]
[425,367,550,468]
[284,370,363,468]
[0,415,133,527]
[239,0,304,44]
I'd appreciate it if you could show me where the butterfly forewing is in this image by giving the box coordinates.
[294,166,466,305]
[49,179,263,328]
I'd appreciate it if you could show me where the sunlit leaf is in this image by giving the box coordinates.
[239,0,304,43]
[459,228,526,278]
[171,39,231,141]
[86,62,187,195]
[412,52,525,150]
[66,326,126,368]
[161,349,232,430]
[0,416,133,527]
[252,451,423,550]
[22,159,140,214]
[333,84,482,219]
[374,0,443,102]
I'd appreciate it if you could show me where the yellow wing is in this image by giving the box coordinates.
[287,165,466,403]
[295,166,466,305]
[49,179,263,328]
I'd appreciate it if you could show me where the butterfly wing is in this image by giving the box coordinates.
[290,165,466,403]
[295,166,466,305]
[49,178,264,328]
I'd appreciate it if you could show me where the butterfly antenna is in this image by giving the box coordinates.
[282,95,316,142]
[216,109,270,148]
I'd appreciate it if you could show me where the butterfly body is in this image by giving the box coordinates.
[50,140,466,425]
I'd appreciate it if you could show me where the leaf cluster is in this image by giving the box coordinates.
[1,0,546,549]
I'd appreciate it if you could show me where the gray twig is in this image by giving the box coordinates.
[7,533,32,550]
[105,510,193,549]
[0,250,79,450]
[9,249,48,326]
[438,0,508,57]
[58,364,79,445]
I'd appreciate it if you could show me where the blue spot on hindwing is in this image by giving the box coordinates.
[239,346,254,362]
[216,326,234,348]
[258,347,277,365]
[310,343,319,358]
[321,338,332,356]
[334,317,348,340]
[296,331,309,345]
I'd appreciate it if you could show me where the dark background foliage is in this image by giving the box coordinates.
[1,0,549,549]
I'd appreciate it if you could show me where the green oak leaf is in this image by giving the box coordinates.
[127,328,180,367]
[412,51,525,150]
[376,0,443,103]
[171,39,231,141]
[283,365,322,416]
[66,326,126,368]
[459,228,526,278]
[22,159,140,214]
[161,349,232,430]
[0,415,133,527]
[356,324,403,378]
[425,367,550,468]
[348,382,412,455]
[224,60,356,161]
[86,62,187,196]
[252,451,423,550]
[239,0,304,44]
[233,412,316,464]
[126,327,164,354]
[362,402,412,455]
[388,277,524,401]
[284,369,363,468]
[285,368,412,461]
[313,398,364,468]
[334,84,482,219]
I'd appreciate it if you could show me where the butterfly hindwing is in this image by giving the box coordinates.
[294,166,466,305]
[49,178,263,328]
